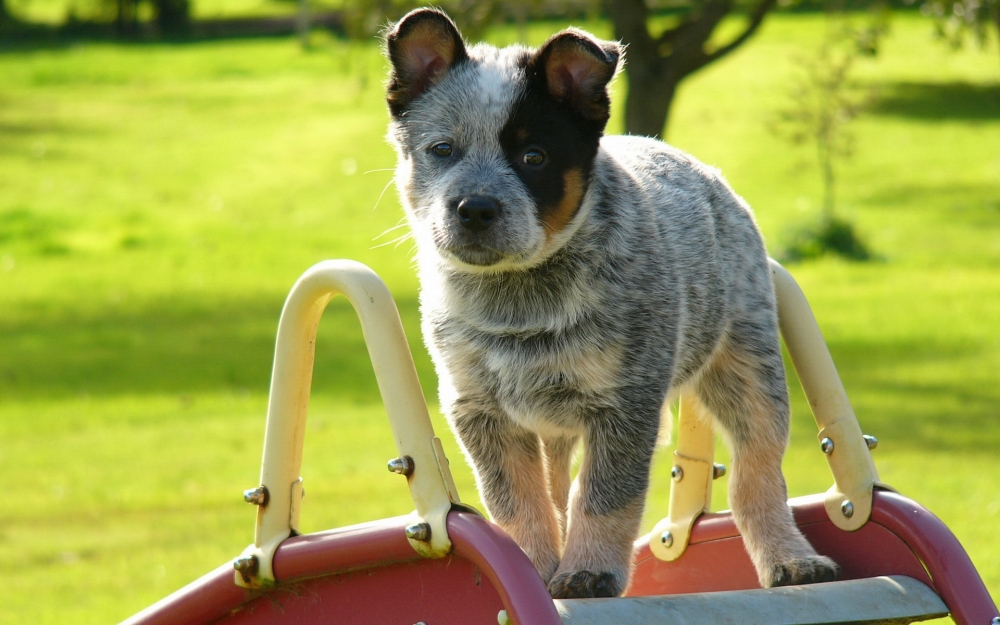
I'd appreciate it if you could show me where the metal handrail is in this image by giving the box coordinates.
[650,259,887,561]
[233,260,461,588]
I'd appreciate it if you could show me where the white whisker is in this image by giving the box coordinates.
[371,175,396,213]
[373,218,410,241]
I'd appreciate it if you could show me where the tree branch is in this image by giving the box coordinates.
[699,0,778,67]
[607,0,657,62]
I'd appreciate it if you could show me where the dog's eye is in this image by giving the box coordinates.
[523,149,545,166]
[432,142,453,157]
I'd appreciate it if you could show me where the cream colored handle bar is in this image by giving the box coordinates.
[234,260,461,588]
[769,260,886,530]
[651,260,886,561]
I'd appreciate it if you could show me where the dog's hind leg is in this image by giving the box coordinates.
[453,408,562,582]
[696,323,840,587]
[548,410,659,598]
[542,435,578,543]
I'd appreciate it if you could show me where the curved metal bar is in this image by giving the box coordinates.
[871,490,1000,625]
[769,260,886,531]
[235,260,461,587]
[448,512,565,625]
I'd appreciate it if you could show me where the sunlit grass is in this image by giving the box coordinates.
[0,13,998,624]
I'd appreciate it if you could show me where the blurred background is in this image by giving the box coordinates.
[1,0,998,622]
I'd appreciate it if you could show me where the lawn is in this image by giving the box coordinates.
[1,13,998,624]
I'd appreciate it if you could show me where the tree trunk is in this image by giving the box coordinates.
[606,0,777,138]
[623,69,678,139]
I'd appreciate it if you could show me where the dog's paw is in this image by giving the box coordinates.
[547,570,622,599]
[766,555,840,587]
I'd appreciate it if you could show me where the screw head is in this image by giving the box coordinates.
[863,434,878,451]
[712,463,727,479]
[233,555,258,582]
[388,456,415,476]
[671,465,684,482]
[820,438,835,454]
[405,522,431,542]
[243,486,268,506]
[660,531,674,547]
[841,500,854,518]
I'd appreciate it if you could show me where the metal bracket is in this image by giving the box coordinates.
[649,394,715,561]
[234,260,463,588]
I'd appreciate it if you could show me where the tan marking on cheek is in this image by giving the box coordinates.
[542,168,585,239]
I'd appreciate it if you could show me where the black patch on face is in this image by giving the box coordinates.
[498,59,607,226]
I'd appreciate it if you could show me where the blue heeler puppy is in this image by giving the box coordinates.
[383,8,840,599]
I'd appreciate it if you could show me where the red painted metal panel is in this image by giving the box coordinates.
[122,492,997,625]
[121,512,558,625]
[628,493,933,597]
[120,516,421,625]
[120,562,251,625]
[271,515,420,580]
[220,555,505,625]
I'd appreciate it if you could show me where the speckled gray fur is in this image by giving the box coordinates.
[384,8,839,599]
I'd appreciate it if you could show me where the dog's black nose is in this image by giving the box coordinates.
[456,197,500,232]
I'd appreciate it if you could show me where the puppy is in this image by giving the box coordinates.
[383,8,839,599]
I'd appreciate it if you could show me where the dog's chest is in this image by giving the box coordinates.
[431,287,625,432]
[482,329,623,431]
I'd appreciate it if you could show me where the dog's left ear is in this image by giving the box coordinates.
[532,29,623,123]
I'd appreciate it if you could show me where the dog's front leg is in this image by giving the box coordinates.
[542,435,578,542]
[453,408,562,582]
[548,411,658,598]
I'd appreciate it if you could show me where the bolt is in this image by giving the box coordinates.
[497,611,511,625]
[243,486,268,506]
[671,465,684,482]
[841,500,854,518]
[713,463,727,479]
[864,435,878,451]
[233,555,258,583]
[660,531,674,547]
[820,438,835,455]
[388,456,415,476]
[405,522,431,542]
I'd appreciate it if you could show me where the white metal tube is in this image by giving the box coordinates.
[769,260,884,531]
[236,260,460,587]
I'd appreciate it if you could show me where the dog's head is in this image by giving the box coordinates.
[384,9,622,272]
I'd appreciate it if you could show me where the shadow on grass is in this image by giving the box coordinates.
[3,292,998,453]
[871,81,1000,120]
[0,294,436,405]
[0,13,345,54]
[788,338,1000,452]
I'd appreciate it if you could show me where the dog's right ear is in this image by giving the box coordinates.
[384,8,467,117]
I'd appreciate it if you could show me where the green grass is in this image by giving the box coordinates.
[1,14,999,624]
